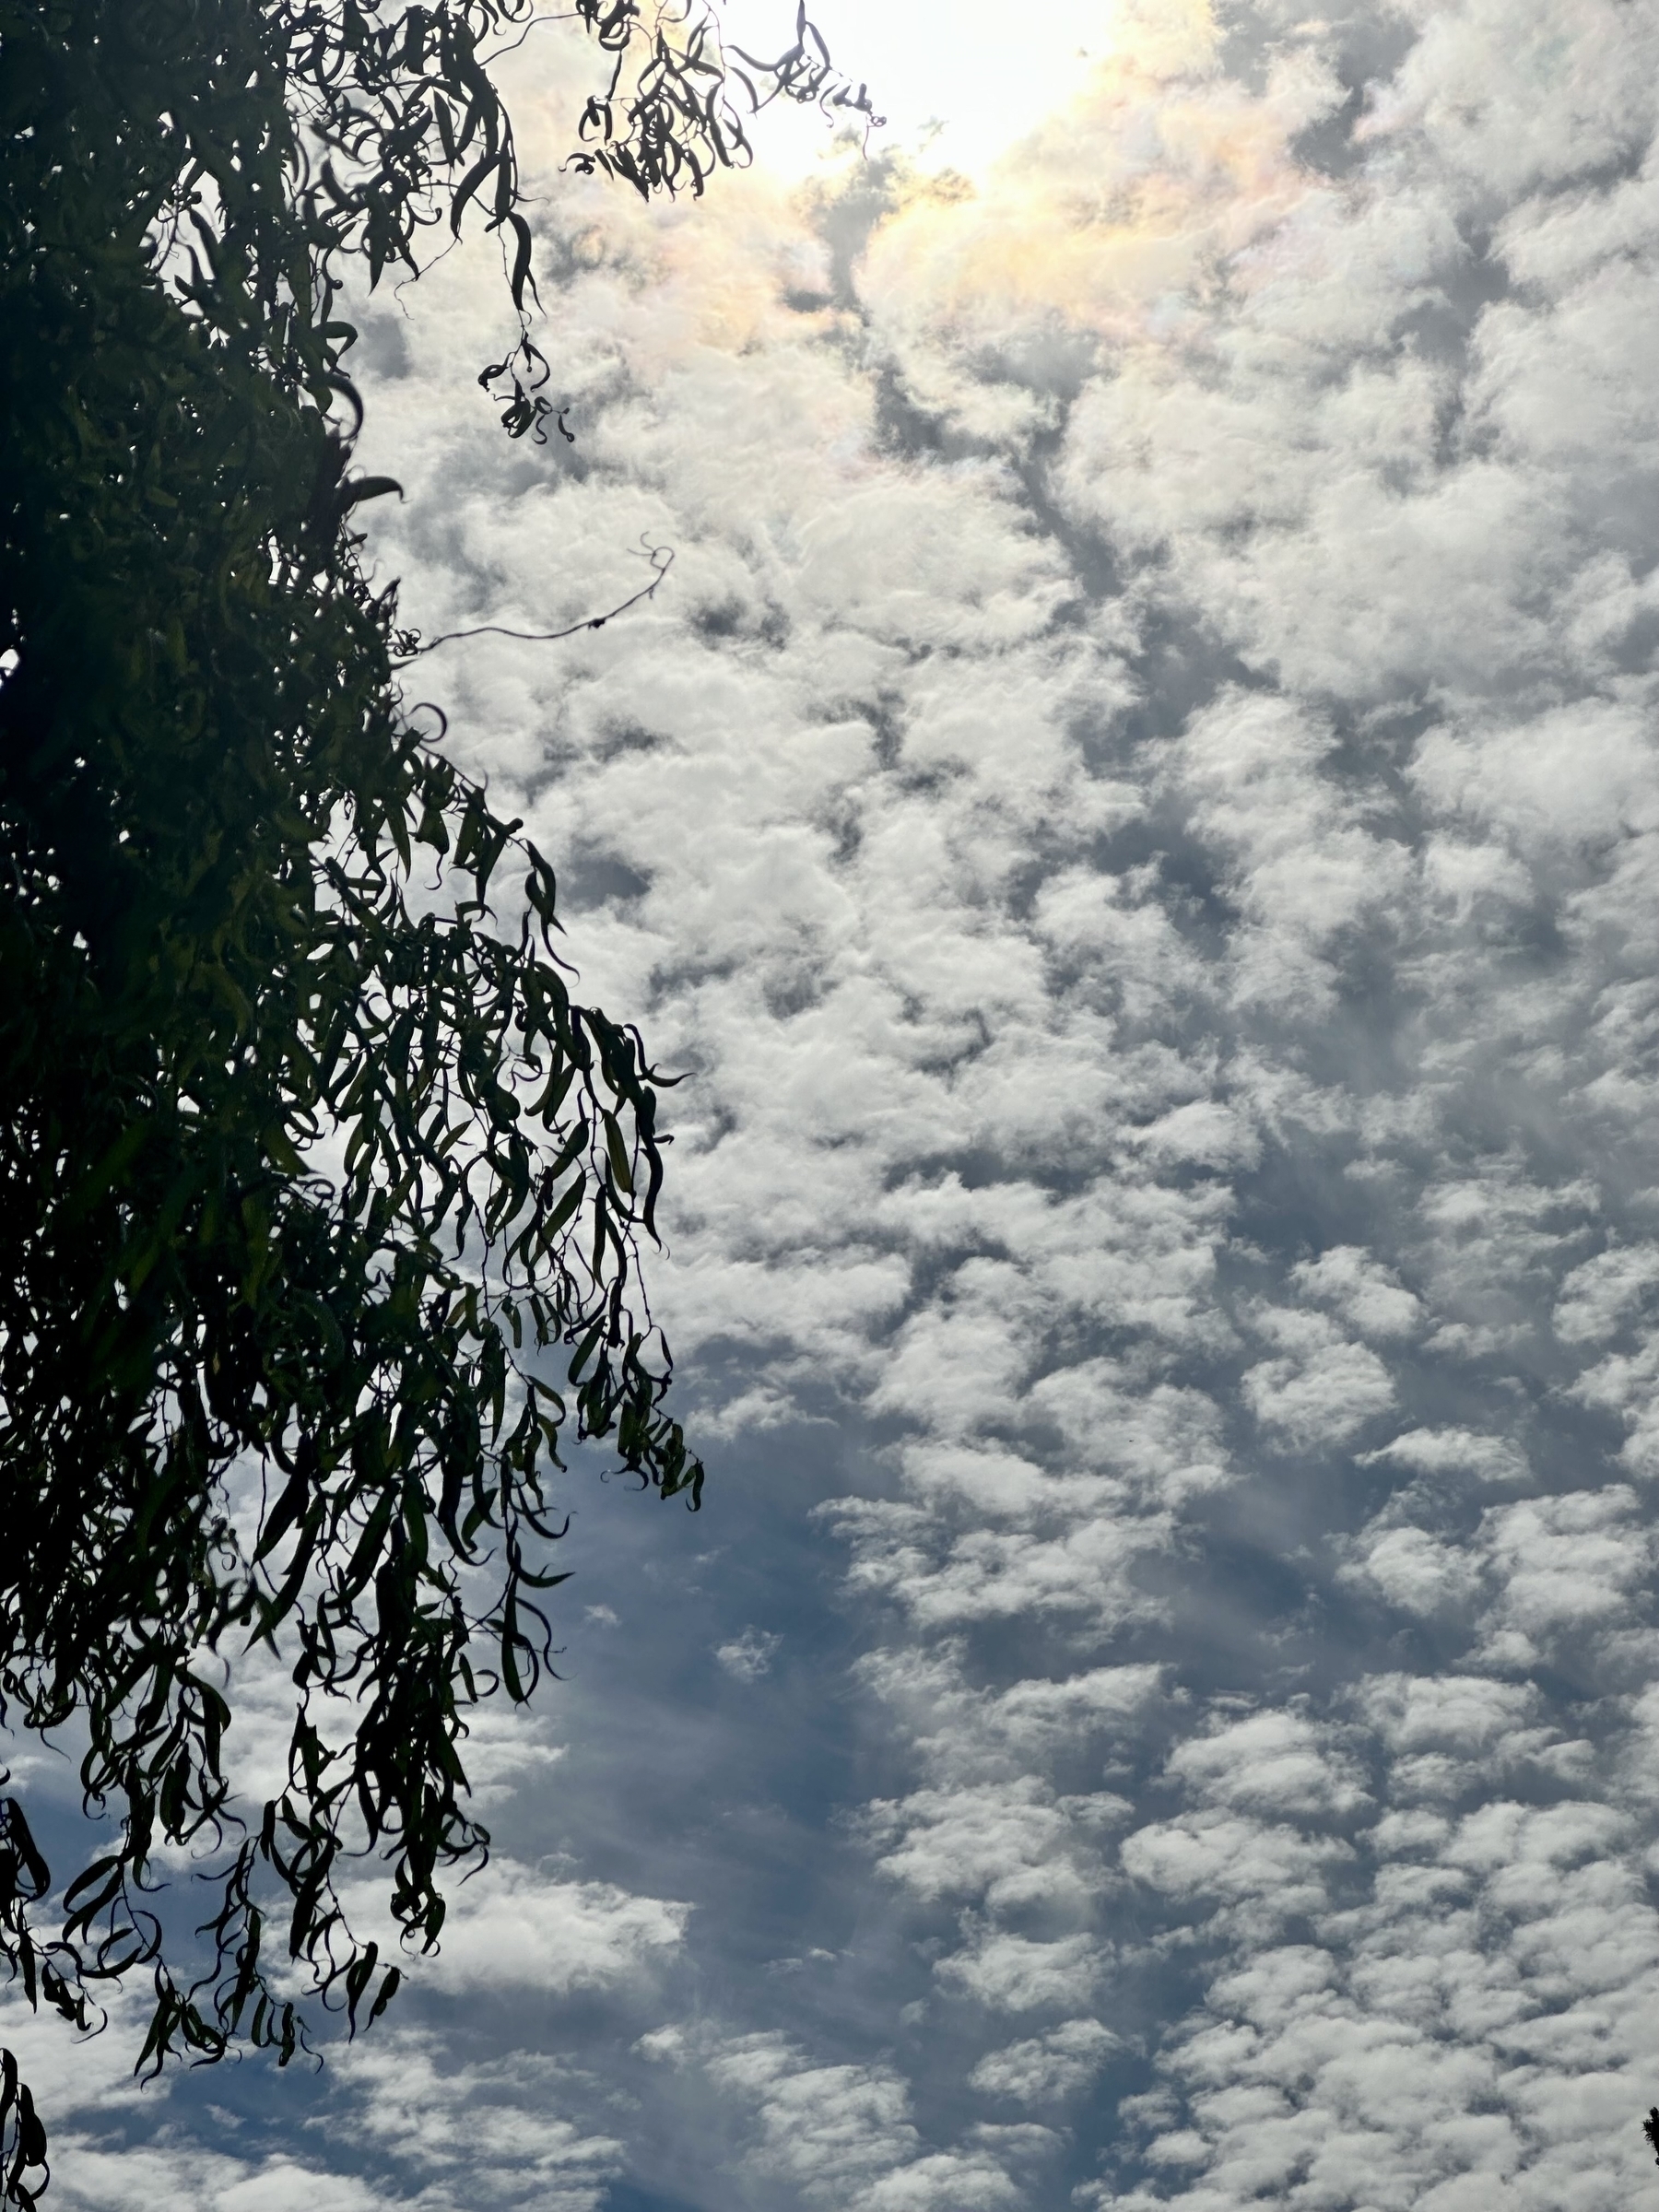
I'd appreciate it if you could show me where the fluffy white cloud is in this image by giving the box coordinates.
[337,1858,689,1997]
[1291,1247,1422,1341]
[1555,1244,1659,1346]
[863,1777,1101,1907]
[1339,1517,1486,1619]
[969,2018,1120,2109]
[935,1929,1108,2015]
[37,2147,404,2212]
[1122,1812,1354,1932]
[1243,1306,1397,1451]
[1165,1710,1371,1819]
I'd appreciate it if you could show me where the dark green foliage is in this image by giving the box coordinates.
[0,0,868,2199]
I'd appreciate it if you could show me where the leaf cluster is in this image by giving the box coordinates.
[571,0,881,207]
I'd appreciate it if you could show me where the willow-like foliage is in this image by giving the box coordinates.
[0,2,870,2201]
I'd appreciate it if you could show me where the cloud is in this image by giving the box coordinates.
[935,1929,1108,2015]
[1357,1427,1528,1484]
[1554,1243,1659,1346]
[863,1776,1122,1914]
[1339,1518,1486,1620]
[1290,1246,1422,1341]
[678,2030,1028,2210]
[1242,1306,1397,1451]
[338,1859,689,1997]
[1122,1812,1354,1933]
[1475,1488,1652,1656]
[715,1627,782,1679]
[34,2145,405,2212]
[1359,1672,1542,1758]
[969,2019,1119,2108]
[327,2032,627,2210]
[1165,1709,1371,1818]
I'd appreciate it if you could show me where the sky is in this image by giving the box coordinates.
[8,0,1659,2206]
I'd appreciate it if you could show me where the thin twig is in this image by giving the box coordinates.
[394,542,675,660]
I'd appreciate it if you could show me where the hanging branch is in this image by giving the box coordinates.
[2,0,890,2193]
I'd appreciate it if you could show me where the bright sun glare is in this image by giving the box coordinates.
[718,0,1119,177]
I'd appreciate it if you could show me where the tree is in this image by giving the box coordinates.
[0,3,874,2200]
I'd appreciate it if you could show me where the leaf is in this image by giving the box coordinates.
[338,476,404,511]
[253,1459,312,1563]
[502,210,537,315]
[449,147,504,235]
[602,1112,634,1195]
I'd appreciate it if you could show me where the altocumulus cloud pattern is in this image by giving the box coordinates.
[7,0,1659,2206]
